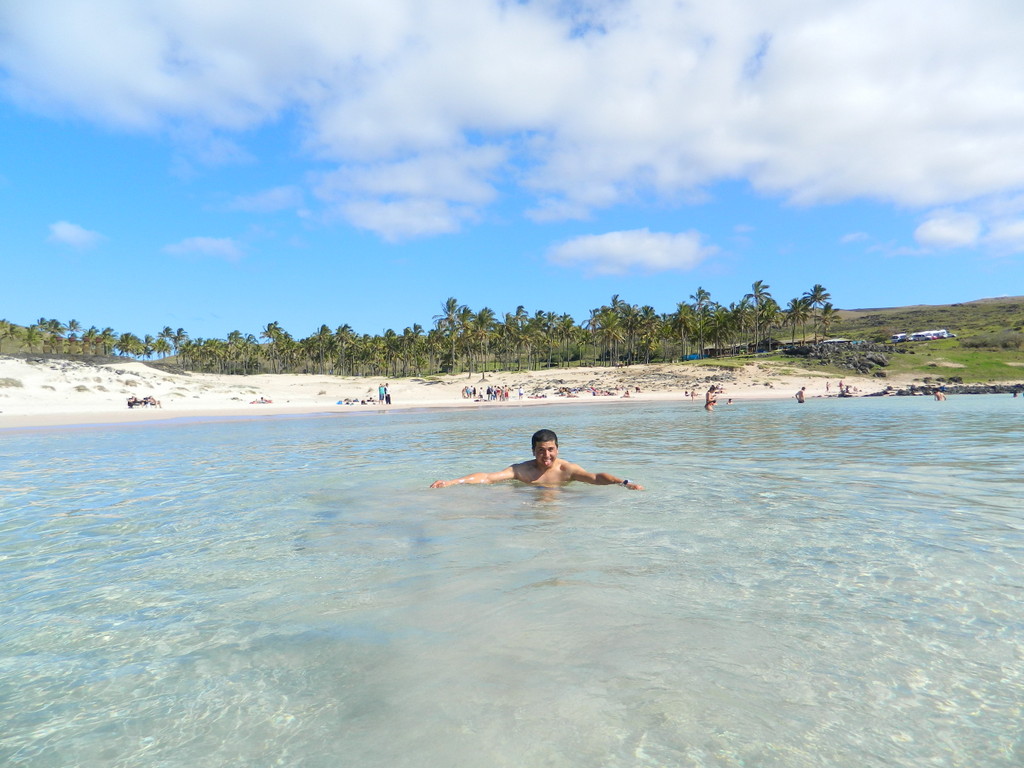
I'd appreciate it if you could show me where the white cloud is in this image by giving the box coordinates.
[985,220,1024,253]
[228,185,304,213]
[163,236,243,261]
[314,146,503,239]
[48,220,104,248]
[841,232,869,244]
[914,212,981,249]
[341,199,469,242]
[6,1,1024,238]
[547,229,717,275]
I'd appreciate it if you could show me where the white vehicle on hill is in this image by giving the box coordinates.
[908,329,955,341]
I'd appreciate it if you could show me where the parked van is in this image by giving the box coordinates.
[908,329,955,341]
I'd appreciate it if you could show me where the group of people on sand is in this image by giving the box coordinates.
[378,383,392,405]
[126,395,161,408]
[462,384,516,402]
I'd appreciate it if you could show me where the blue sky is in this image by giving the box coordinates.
[2,0,1022,341]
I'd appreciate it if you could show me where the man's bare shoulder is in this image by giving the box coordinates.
[557,459,593,480]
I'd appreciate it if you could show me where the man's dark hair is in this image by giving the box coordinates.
[531,429,558,449]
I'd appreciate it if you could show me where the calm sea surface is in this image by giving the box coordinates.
[1,396,1022,767]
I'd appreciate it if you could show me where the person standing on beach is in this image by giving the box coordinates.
[796,387,806,403]
[430,429,643,490]
[384,383,392,405]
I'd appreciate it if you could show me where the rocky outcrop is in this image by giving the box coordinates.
[866,381,1024,397]
[783,342,901,374]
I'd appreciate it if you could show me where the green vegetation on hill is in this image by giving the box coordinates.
[833,296,1024,341]
[768,338,1023,384]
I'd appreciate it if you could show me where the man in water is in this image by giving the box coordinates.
[430,429,644,490]
[795,386,806,403]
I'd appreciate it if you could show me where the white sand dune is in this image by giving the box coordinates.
[0,356,918,429]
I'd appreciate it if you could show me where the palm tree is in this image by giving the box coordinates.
[401,324,424,376]
[819,302,839,339]
[115,332,143,357]
[555,313,578,366]
[433,297,465,373]
[66,319,82,351]
[153,337,172,358]
[306,324,335,375]
[226,330,246,374]
[803,284,832,342]
[759,297,781,351]
[333,324,354,375]
[261,322,284,373]
[592,306,623,366]
[153,334,172,358]
[99,328,117,356]
[784,297,812,343]
[0,320,14,354]
[158,326,177,357]
[690,287,711,358]
[172,328,189,358]
[21,325,43,353]
[636,305,660,363]
[744,280,772,353]
[669,302,696,360]
[470,308,496,373]
[708,304,733,355]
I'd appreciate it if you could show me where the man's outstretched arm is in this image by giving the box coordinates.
[430,466,515,488]
[567,464,644,490]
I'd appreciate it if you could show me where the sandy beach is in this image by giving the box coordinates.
[0,355,934,430]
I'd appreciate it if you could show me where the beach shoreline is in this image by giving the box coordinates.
[0,355,988,430]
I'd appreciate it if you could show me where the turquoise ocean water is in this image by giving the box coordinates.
[1,396,1022,767]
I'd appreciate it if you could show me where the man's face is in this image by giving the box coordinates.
[532,440,558,468]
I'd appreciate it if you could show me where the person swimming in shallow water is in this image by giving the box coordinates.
[429,429,644,490]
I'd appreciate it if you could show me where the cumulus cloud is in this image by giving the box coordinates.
[163,236,243,261]
[914,212,982,249]
[985,220,1024,253]
[341,198,470,242]
[48,220,104,248]
[6,1,1024,239]
[314,146,503,239]
[547,229,717,275]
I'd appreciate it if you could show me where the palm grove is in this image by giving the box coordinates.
[2,283,838,377]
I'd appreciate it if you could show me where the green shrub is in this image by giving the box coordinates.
[960,331,1024,350]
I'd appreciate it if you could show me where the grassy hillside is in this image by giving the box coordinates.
[832,296,1024,341]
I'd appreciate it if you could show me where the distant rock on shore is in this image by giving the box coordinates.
[784,341,900,375]
[866,382,1024,397]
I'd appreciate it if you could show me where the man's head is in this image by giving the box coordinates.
[531,429,558,450]
[531,429,559,468]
